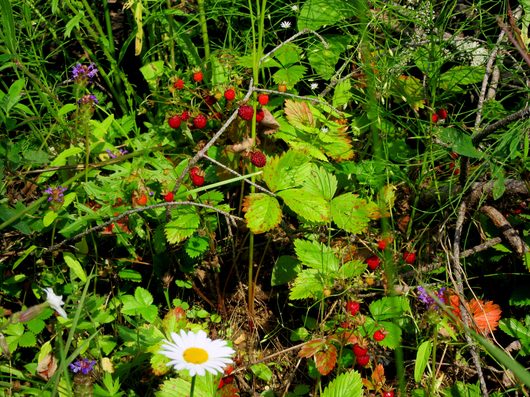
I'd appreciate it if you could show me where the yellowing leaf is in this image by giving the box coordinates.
[242,193,282,234]
[285,100,315,129]
[315,344,337,376]
[298,338,327,358]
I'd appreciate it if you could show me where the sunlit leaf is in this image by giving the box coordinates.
[242,193,282,234]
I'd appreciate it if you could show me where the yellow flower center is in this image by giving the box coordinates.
[183,347,209,364]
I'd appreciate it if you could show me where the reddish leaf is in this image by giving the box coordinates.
[298,338,327,358]
[371,363,386,386]
[315,344,337,376]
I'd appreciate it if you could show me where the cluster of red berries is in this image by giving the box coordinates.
[431,108,448,123]
[238,104,265,123]
[189,166,205,187]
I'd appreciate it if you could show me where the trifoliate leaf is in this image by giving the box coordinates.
[262,150,312,192]
[294,239,339,272]
[278,188,330,223]
[331,193,381,234]
[289,269,326,300]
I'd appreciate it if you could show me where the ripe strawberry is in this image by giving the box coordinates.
[403,251,416,264]
[224,88,236,101]
[255,108,265,123]
[278,83,287,92]
[373,329,386,342]
[180,110,190,121]
[437,108,448,119]
[346,300,360,316]
[189,167,205,186]
[250,150,266,167]
[190,166,200,176]
[174,78,184,90]
[377,239,387,250]
[258,94,269,105]
[356,354,370,367]
[168,115,181,129]
[366,255,381,271]
[163,192,174,202]
[204,94,217,106]
[431,113,439,123]
[136,193,148,206]
[238,105,254,121]
[382,390,395,397]
[353,344,368,357]
[192,70,203,83]
[193,114,207,129]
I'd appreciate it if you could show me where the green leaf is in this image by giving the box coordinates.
[135,287,153,307]
[271,256,301,286]
[415,340,432,383]
[333,79,352,108]
[369,296,410,321]
[273,43,302,66]
[331,193,380,234]
[118,269,142,282]
[250,363,273,382]
[321,370,363,397]
[18,331,36,348]
[262,150,312,192]
[278,188,330,222]
[294,239,339,272]
[308,35,350,80]
[337,260,367,279]
[303,165,337,201]
[289,269,327,300]
[185,236,209,258]
[64,10,84,38]
[43,211,58,227]
[439,66,485,93]
[499,318,530,356]
[140,61,165,87]
[242,193,282,234]
[58,103,77,117]
[437,128,483,159]
[63,252,87,283]
[4,79,25,114]
[164,210,200,244]
[298,0,357,31]
[272,65,307,88]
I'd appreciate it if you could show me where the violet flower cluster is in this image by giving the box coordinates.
[69,358,96,375]
[71,63,98,82]
[78,94,98,106]
[105,148,128,159]
[417,286,446,309]
[44,186,67,203]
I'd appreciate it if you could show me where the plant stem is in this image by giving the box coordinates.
[197,0,210,61]
[189,375,196,397]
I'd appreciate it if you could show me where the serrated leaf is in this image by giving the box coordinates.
[185,236,209,258]
[337,260,367,279]
[315,344,337,375]
[164,211,200,244]
[333,79,352,108]
[63,252,87,283]
[272,65,307,88]
[369,296,410,321]
[294,239,339,272]
[273,43,302,66]
[242,193,282,234]
[278,188,330,222]
[304,165,337,201]
[135,287,153,307]
[289,269,327,300]
[415,340,432,383]
[321,370,363,397]
[439,66,485,93]
[271,255,301,286]
[298,0,357,31]
[285,100,315,129]
[26,317,46,334]
[18,331,36,347]
[299,338,327,358]
[262,149,312,192]
[331,193,380,234]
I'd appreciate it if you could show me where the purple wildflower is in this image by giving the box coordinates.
[44,186,67,203]
[418,286,446,309]
[78,94,98,106]
[105,148,128,159]
[69,358,96,375]
[71,63,98,82]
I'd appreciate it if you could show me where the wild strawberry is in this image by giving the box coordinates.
[450,152,459,159]
[168,115,181,129]
[431,113,439,123]
[250,151,266,167]
[180,110,190,121]
[192,70,203,83]
[190,166,200,176]
[204,94,217,106]
[136,193,148,206]
[382,390,395,397]
[373,329,386,342]
[224,88,236,101]
[238,105,254,121]
[346,300,360,316]
[163,192,174,202]
[366,255,381,271]
[255,108,265,123]
[353,344,368,357]
[174,78,184,90]
[193,114,207,129]
[403,251,416,264]
[356,354,370,367]
[190,167,205,186]
[437,108,448,119]
[377,239,387,250]
[258,94,269,105]
[278,83,287,92]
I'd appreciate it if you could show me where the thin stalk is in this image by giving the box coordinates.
[102,0,116,56]
[166,0,176,69]
[189,375,197,397]
[197,0,210,61]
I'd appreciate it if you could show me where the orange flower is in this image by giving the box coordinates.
[447,294,501,335]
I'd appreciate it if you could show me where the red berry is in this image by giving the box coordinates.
[189,167,205,187]
[366,255,381,271]
[164,192,174,202]
[250,151,267,167]
[373,329,386,342]
[258,94,269,105]
[450,152,459,159]
[193,114,207,129]
[255,108,265,123]
[346,301,360,316]
[224,88,236,101]
[353,344,368,357]
[403,251,416,264]
[356,354,370,367]
[193,70,203,83]
[377,240,387,250]
[136,193,148,206]
[431,113,439,123]
[382,390,395,397]
[168,115,181,129]
[238,105,254,121]
[190,166,200,176]
[436,108,448,119]
[204,95,217,106]
[180,110,190,121]
[174,79,184,90]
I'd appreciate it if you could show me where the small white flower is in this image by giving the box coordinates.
[291,5,299,12]
[321,126,329,133]
[310,83,319,90]
[43,288,68,319]
[280,21,292,29]
[160,330,235,377]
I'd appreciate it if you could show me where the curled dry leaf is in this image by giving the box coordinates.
[37,353,58,380]
[226,137,255,153]
[258,108,280,136]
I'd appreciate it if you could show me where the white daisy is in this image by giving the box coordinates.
[160,330,235,377]
[43,288,68,319]
[280,20,292,29]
